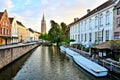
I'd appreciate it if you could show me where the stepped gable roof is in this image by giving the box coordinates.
[17,21,26,27]
[9,18,14,24]
[68,0,113,26]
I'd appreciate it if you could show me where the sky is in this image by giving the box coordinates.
[0,0,108,32]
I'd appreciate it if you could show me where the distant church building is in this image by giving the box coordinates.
[41,14,46,34]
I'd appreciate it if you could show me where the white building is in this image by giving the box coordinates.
[9,17,18,43]
[27,28,35,42]
[69,0,120,45]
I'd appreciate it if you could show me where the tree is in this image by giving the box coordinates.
[109,40,120,52]
[39,33,49,41]
[60,22,68,41]
[48,20,62,46]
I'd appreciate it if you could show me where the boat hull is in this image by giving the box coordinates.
[60,46,66,52]
[65,48,108,77]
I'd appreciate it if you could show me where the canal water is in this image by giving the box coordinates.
[0,46,119,80]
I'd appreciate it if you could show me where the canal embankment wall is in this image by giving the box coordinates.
[0,43,39,70]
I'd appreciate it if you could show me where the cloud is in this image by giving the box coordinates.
[0,0,13,9]
[43,0,108,25]
[0,0,108,33]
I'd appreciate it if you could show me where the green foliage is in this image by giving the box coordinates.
[39,33,49,40]
[108,40,120,52]
[60,22,68,41]
[48,20,62,46]
[84,47,89,52]
[48,20,70,47]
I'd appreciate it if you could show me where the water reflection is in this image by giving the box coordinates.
[0,46,119,80]
[0,48,35,80]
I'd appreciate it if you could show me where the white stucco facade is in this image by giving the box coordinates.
[11,17,18,43]
[27,28,35,42]
[69,0,120,45]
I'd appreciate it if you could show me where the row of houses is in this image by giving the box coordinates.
[68,0,120,45]
[0,10,40,45]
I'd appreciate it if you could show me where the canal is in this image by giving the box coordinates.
[0,46,120,80]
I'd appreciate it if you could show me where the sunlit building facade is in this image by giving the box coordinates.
[69,0,120,45]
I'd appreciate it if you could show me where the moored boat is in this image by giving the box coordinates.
[60,46,66,52]
[65,48,108,77]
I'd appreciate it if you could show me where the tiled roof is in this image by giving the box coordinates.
[17,21,26,27]
[68,0,113,26]
[28,28,34,32]
[95,42,110,49]
[34,31,41,34]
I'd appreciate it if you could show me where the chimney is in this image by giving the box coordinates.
[74,18,79,22]
[87,9,91,14]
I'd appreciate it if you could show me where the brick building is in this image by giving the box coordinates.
[0,10,11,45]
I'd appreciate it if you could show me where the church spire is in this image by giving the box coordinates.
[41,13,46,34]
[42,13,45,21]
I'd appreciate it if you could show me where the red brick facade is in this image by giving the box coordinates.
[0,10,11,45]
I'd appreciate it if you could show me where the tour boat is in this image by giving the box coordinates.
[60,46,66,52]
[65,48,108,77]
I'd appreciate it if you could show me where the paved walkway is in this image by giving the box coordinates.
[0,42,37,50]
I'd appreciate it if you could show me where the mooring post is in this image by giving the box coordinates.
[110,62,113,71]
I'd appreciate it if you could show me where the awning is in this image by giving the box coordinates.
[95,42,110,49]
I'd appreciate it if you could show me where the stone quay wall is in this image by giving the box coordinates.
[0,43,38,69]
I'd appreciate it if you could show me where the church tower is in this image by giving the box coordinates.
[41,14,46,34]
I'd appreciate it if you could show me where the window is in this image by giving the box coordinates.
[5,29,6,35]
[81,22,83,31]
[89,33,92,41]
[75,34,77,40]
[106,11,110,25]
[0,27,2,34]
[81,34,83,41]
[78,34,80,42]
[95,16,98,27]
[117,17,120,26]
[117,8,120,15]
[106,30,109,41]
[84,21,86,31]
[2,28,4,34]
[98,31,102,42]
[100,14,103,26]
[3,21,8,26]
[89,19,91,29]
[85,33,87,42]
[114,32,120,39]
[95,32,98,41]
